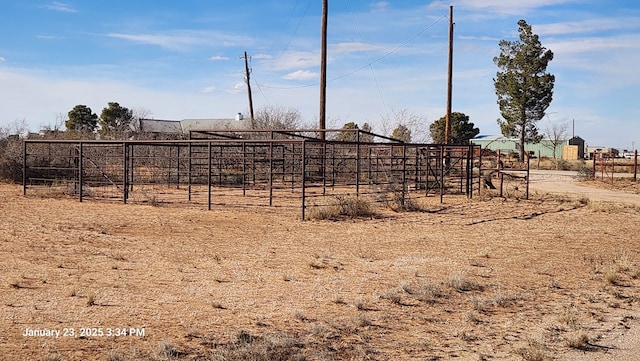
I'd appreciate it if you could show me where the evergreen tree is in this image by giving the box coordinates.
[337,122,359,142]
[391,124,411,143]
[430,112,479,144]
[100,102,134,133]
[66,105,98,133]
[494,19,555,161]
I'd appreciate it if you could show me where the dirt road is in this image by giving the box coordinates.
[529,170,640,360]
[528,170,640,207]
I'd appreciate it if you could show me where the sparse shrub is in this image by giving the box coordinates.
[307,195,373,220]
[471,292,519,314]
[209,330,306,360]
[335,195,373,217]
[158,340,184,359]
[446,274,484,292]
[515,339,550,361]
[211,301,227,309]
[565,331,591,350]
[613,252,635,272]
[465,311,485,324]
[554,159,571,170]
[106,350,124,361]
[86,292,96,306]
[558,307,581,330]
[294,310,310,322]
[380,290,403,306]
[357,314,373,327]
[604,269,620,286]
[415,282,447,304]
[470,297,492,313]
[333,295,347,305]
[148,194,161,207]
[355,298,375,311]
[374,180,422,212]
[457,329,477,342]
[399,281,414,294]
[42,353,62,361]
[574,162,594,180]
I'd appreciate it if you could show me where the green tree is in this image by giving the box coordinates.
[66,105,98,133]
[359,122,374,142]
[391,124,411,143]
[494,19,555,161]
[100,102,134,133]
[430,112,479,144]
[337,122,359,142]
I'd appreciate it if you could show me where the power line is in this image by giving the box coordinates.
[256,12,448,90]
[347,0,388,120]
[276,0,313,63]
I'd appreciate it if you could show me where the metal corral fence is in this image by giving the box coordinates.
[22,133,517,219]
[591,150,638,184]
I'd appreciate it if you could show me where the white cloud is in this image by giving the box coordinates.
[106,31,253,51]
[547,34,640,55]
[265,51,318,71]
[331,42,389,54]
[210,56,229,61]
[201,86,216,93]
[251,53,273,60]
[0,57,5,62]
[107,33,201,51]
[370,1,390,13]
[283,70,317,81]
[535,18,640,36]
[0,66,247,127]
[226,82,245,95]
[429,0,578,16]
[43,1,78,13]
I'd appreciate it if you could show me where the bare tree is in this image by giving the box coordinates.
[543,121,568,163]
[0,118,29,138]
[380,109,430,143]
[250,105,312,139]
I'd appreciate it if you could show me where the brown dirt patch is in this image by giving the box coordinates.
[1,184,640,360]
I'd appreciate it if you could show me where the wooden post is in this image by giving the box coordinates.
[244,51,255,128]
[318,0,328,140]
[592,151,597,180]
[445,6,453,145]
[634,150,638,182]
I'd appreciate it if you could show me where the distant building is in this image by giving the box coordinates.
[471,135,586,159]
[564,136,586,160]
[131,116,250,137]
[585,146,619,159]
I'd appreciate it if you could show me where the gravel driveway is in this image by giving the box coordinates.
[528,170,640,207]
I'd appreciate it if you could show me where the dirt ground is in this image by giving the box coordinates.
[1,178,640,360]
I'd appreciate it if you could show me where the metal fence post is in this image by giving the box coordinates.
[22,141,27,196]
[79,142,84,202]
[301,141,307,221]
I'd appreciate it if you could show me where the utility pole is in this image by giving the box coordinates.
[445,5,453,145]
[244,51,255,129]
[319,0,328,140]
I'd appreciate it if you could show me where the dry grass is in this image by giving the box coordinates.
[1,183,640,360]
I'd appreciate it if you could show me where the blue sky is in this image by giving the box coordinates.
[1,1,639,149]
